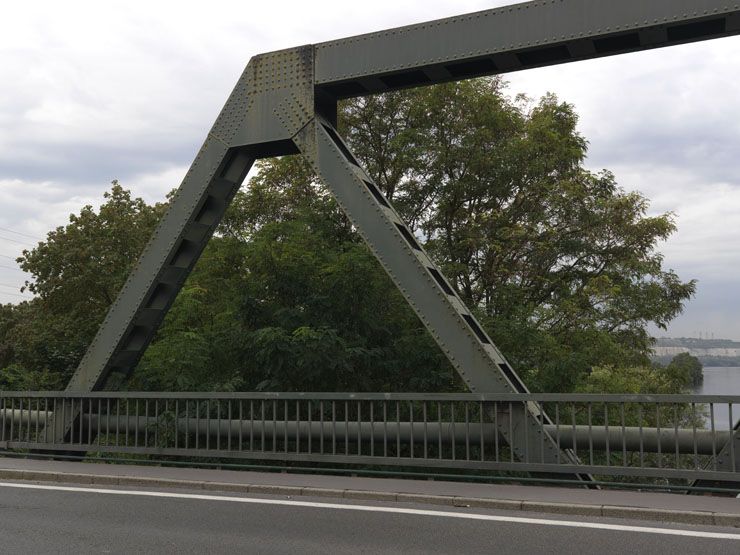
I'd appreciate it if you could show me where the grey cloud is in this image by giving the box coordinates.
[586,128,740,187]
[1,0,738,339]
[0,141,200,185]
[651,281,740,341]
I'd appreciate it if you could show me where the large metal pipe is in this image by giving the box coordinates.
[543,425,729,456]
[1,409,730,456]
[1,409,52,427]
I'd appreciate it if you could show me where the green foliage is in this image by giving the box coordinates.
[0,80,696,394]
[0,363,62,391]
[19,182,165,316]
[133,168,455,392]
[577,364,695,395]
[0,184,165,386]
[666,352,704,388]
[343,80,695,391]
[571,363,704,481]
[0,303,19,371]
[574,358,704,444]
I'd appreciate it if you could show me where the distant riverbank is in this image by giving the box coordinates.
[652,355,740,367]
[652,338,740,367]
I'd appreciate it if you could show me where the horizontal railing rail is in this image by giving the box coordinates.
[2,392,738,485]
[2,391,740,402]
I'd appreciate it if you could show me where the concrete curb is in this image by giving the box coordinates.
[0,467,737,528]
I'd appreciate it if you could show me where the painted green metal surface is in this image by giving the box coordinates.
[293,117,522,395]
[315,0,740,96]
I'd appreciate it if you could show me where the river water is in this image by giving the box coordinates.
[693,367,740,396]
[692,367,740,429]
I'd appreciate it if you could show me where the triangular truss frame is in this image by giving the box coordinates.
[59,0,740,472]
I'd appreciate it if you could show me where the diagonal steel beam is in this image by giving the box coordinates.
[55,48,316,439]
[65,142,254,392]
[292,115,581,470]
[66,47,315,394]
[293,116,523,395]
[693,419,740,491]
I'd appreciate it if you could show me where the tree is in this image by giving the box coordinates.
[18,182,165,319]
[1,79,696,394]
[133,161,454,392]
[577,364,695,395]
[0,303,18,371]
[667,352,703,388]
[0,184,166,387]
[343,79,695,391]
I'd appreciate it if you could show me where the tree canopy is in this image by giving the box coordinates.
[0,79,696,393]
[666,352,704,388]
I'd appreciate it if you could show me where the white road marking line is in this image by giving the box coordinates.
[0,481,737,540]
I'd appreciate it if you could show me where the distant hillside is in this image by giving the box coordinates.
[652,337,740,367]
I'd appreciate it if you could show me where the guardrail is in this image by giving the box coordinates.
[1,392,738,484]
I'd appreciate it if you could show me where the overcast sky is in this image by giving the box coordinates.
[1,0,739,340]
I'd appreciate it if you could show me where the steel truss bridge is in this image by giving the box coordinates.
[3,0,740,488]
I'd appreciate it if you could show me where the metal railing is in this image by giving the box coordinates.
[1,392,738,484]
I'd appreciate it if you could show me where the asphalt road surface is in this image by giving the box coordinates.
[1,481,739,554]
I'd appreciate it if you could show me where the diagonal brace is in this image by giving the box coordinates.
[293,114,582,470]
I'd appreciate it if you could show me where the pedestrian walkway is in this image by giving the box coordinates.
[1,455,738,526]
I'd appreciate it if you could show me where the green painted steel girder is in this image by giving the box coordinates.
[315,0,740,97]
